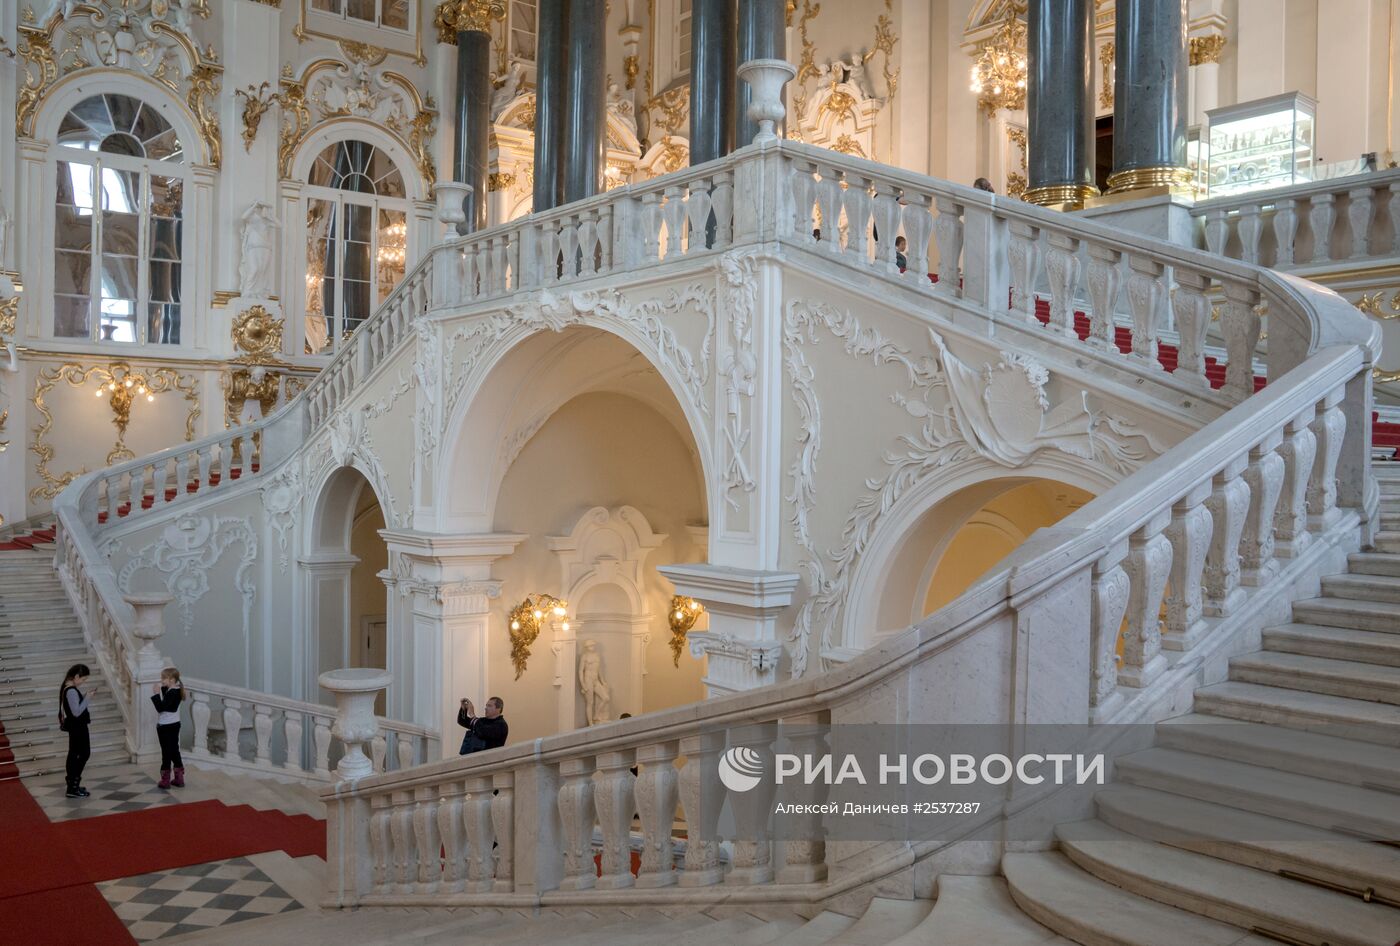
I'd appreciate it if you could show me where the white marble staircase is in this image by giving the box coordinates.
[0,543,127,779]
[1003,474,1400,946]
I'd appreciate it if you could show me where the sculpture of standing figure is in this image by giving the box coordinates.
[239,202,281,299]
[578,640,612,726]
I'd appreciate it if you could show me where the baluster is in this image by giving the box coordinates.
[596,203,615,270]
[1272,199,1299,267]
[1203,456,1251,617]
[1085,243,1122,351]
[1125,255,1165,369]
[490,772,514,892]
[662,184,687,258]
[412,785,441,893]
[314,716,333,776]
[1171,268,1213,387]
[1119,513,1172,688]
[371,733,387,773]
[642,190,664,261]
[152,459,169,508]
[1008,221,1043,322]
[578,211,599,274]
[1043,231,1081,338]
[1241,434,1285,586]
[677,732,726,886]
[1237,205,1263,265]
[635,741,680,888]
[474,240,492,293]
[437,780,467,893]
[460,240,479,297]
[726,724,777,885]
[1089,551,1131,717]
[253,703,273,766]
[842,175,873,262]
[390,790,417,894]
[557,758,596,890]
[1274,409,1317,560]
[775,715,828,883]
[128,466,146,516]
[1307,389,1347,531]
[933,196,965,293]
[1348,186,1375,259]
[901,193,933,280]
[593,750,637,890]
[1309,193,1336,262]
[369,794,392,892]
[684,181,714,253]
[490,234,507,289]
[872,182,901,273]
[197,446,212,494]
[190,692,211,755]
[814,168,843,252]
[282,710,304,772]
[1163,484,1213,650]
[1220,282,1262,400]
[1203,207,1229,256]
[711,171,735,247]
[395,733,415,770]
[788,160,818,240]
[174,451,191,501]
[221,698,243,761]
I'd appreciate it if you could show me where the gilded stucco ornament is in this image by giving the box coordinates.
[235,81,277,152]
[1189,34,1227,66]
[434,0,504,43]
[231,305,285,361]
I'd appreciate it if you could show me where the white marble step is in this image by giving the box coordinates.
[1003,851,1278,946]
[1112,747,1400,841]
[1264,622,1400,667]
[1057,818,1400,946]
[1229,651,1400,704]
[1371,530,1400,553]
[554,910,719,946]
[820,897,931,946]
[1322,572,1400,603]
[1351,551,1400,578]
[1154,713,1400,790]
[1291,595,1400,632]
[904,875,1068,945]
[1194,680,1400,745]
[1092,785,1400,904]
[765,911,858,946]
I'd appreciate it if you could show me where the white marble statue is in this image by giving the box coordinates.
[606,75,636,132]
[578,640,612,726]
[239,202,281,299]
[491,62,526,121]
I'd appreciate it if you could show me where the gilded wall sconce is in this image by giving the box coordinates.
[508,593,568,680]
[668,595,706,667]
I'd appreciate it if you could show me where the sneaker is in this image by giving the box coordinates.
[65,787,81,798]
[74,786,91,797]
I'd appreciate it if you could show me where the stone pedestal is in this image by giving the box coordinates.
[124,594,172,763]
[1077,192,1195,247]
[320,668,392,783]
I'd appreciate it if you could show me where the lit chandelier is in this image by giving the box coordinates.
[969,3,1028,114]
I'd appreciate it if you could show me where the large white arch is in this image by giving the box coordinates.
[288,117,430,202]
[33,71,209,164]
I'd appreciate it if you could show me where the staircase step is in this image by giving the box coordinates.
[821,897,931,946]
[1229,651,1400,704]
[1320,572,1400,603]
[1093,785,1400,906]
[907,875,1067,945]
[1290,596,1400,632]
[1350,551,1400,578]
[765,912,858,946]
[1057,818,1400,946]
[1374,531,1400,553]
[1113,747,1400,842]
[1003,851,1278,946]
[1264,622,1400,668]
[1194,680,1400,745]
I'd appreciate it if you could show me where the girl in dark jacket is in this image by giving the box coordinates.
[59,664,100,798]
[151,667,186,789]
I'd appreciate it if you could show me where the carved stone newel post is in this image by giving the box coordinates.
[320,668,392,782]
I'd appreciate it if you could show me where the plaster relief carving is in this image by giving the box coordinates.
[115,512,256,638]
[718,251,759,517]
[261,462,301,570]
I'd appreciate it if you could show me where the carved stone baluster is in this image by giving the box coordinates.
[313,716,333,777]
[1220,282,1262,400]
[1241,434,1285,586]
[281,710,303,772]
[775,714,828,884]
[1204,456,1251,617]
[190,692,211,756]
[873,182,901,273]
[594,750,637,889]
[842,176,873,262]
[727,723,778,885]
[815,168,843,253]
[490,772,514,892]
[437,780,466,893]
[1125,255,1165,369]
[412,785,441,893]
[151,460,168,508]
[634,741,680,888]
[253,704,273,766]
[557,758,597,890]
[1273,409,1318,559]
[389,790,416,894]
[196,447,212,495]
[1089,551,1131,718]
[369,794,391,892]
[642,190,664,261]
[174,452,190,502]
[900,193,934,279]
[1171,268,1213,387]
[560,217,582,278]
[1119,512,1172,688]
[1307,389,1347,531]
[1085,243,1122,351]
[395,734,415,771]
[593,206,612,272]
[129,466,146,516]
[1043,231,1081,338]
[1309,193,1336,263]
[490,234,508,288]
[1163,484,1213,651]
[221,699,243,761]
[933,196,964,293]
[1348,186,1375,259]
[1203,207,1228,256]
[577,210,599,274]
[684,183,715,254]
[677,732,726,887]
[1008,221,1043,323]
[711,170,735,246]
[1237,205,1263,265]
[464,775,496,891]
[662,184,687,259]
[788,161,817,240]
[370,734,387,773]
[1272,198,1299,267]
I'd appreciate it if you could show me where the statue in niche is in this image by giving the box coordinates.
[491,61,526,121]
[578,639,612,726]
[606,75,636,132]
[239,202,280,299]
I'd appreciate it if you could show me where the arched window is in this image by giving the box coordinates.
[52,94,187,344]
[302,139,410,355]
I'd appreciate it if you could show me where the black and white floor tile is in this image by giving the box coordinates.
[97,856,302,942]
[25,768,182,821]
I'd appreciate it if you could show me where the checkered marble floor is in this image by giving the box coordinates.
[25,766,184,822]
[97,856,302,942]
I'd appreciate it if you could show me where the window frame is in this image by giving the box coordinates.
[307,0,416,35]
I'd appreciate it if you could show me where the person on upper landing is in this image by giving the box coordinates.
[457,696,508,754]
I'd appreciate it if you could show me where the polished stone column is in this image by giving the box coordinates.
[1026,0,1096,209]
[736,0,786,147]
[1109,0,1190,194]
[690,0,736,163]
[562,0,606,202]
[454,19,493,232]
[533,0,567,211]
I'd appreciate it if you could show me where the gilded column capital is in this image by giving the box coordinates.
[1189,34,1227,66]
[434,0,505,42]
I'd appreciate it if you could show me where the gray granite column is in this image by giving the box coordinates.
[1026,0,1095,209]
[690,0,736,163]
[1110,0,1190,194]
[562,0,606,202]
[736,0,786,147]
[533,0,567,212]
[454,25,492,232]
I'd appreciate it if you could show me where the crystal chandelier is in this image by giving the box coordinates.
[969,4,1028,114]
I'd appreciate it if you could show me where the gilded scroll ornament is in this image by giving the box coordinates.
[1189,34,1227,66]
[277,82,312,178]
[407,107,439,186]
[222,367,281,429]
[231,305,285,361]
[15,28,58,137]
[1099,41,1114,109]
[508,593,568,679]
[623,54,638,90]
[1356,289,1400,320]
[186,62,223,168]
[487,172,516,191]
[235,82,278,152]
[667,596,705,667]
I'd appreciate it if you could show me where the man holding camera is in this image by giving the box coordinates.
[457,696,508,755]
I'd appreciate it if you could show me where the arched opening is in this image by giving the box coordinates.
[307,465,391,712]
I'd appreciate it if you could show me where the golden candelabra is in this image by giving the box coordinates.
[508,593,568,680]
[667,595,706,668]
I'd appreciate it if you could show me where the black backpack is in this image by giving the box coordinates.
[58,685,72,732]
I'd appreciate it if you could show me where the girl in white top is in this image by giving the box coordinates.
[150,667,186,789]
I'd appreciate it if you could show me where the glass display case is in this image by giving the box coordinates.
[1186,126,1208,201]
[1205,92,1317,198]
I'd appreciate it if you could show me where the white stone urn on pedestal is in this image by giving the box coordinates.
[737,58,797,144]
[124,593,173,676]
[319,668,392,782]
[435,181,472,240]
